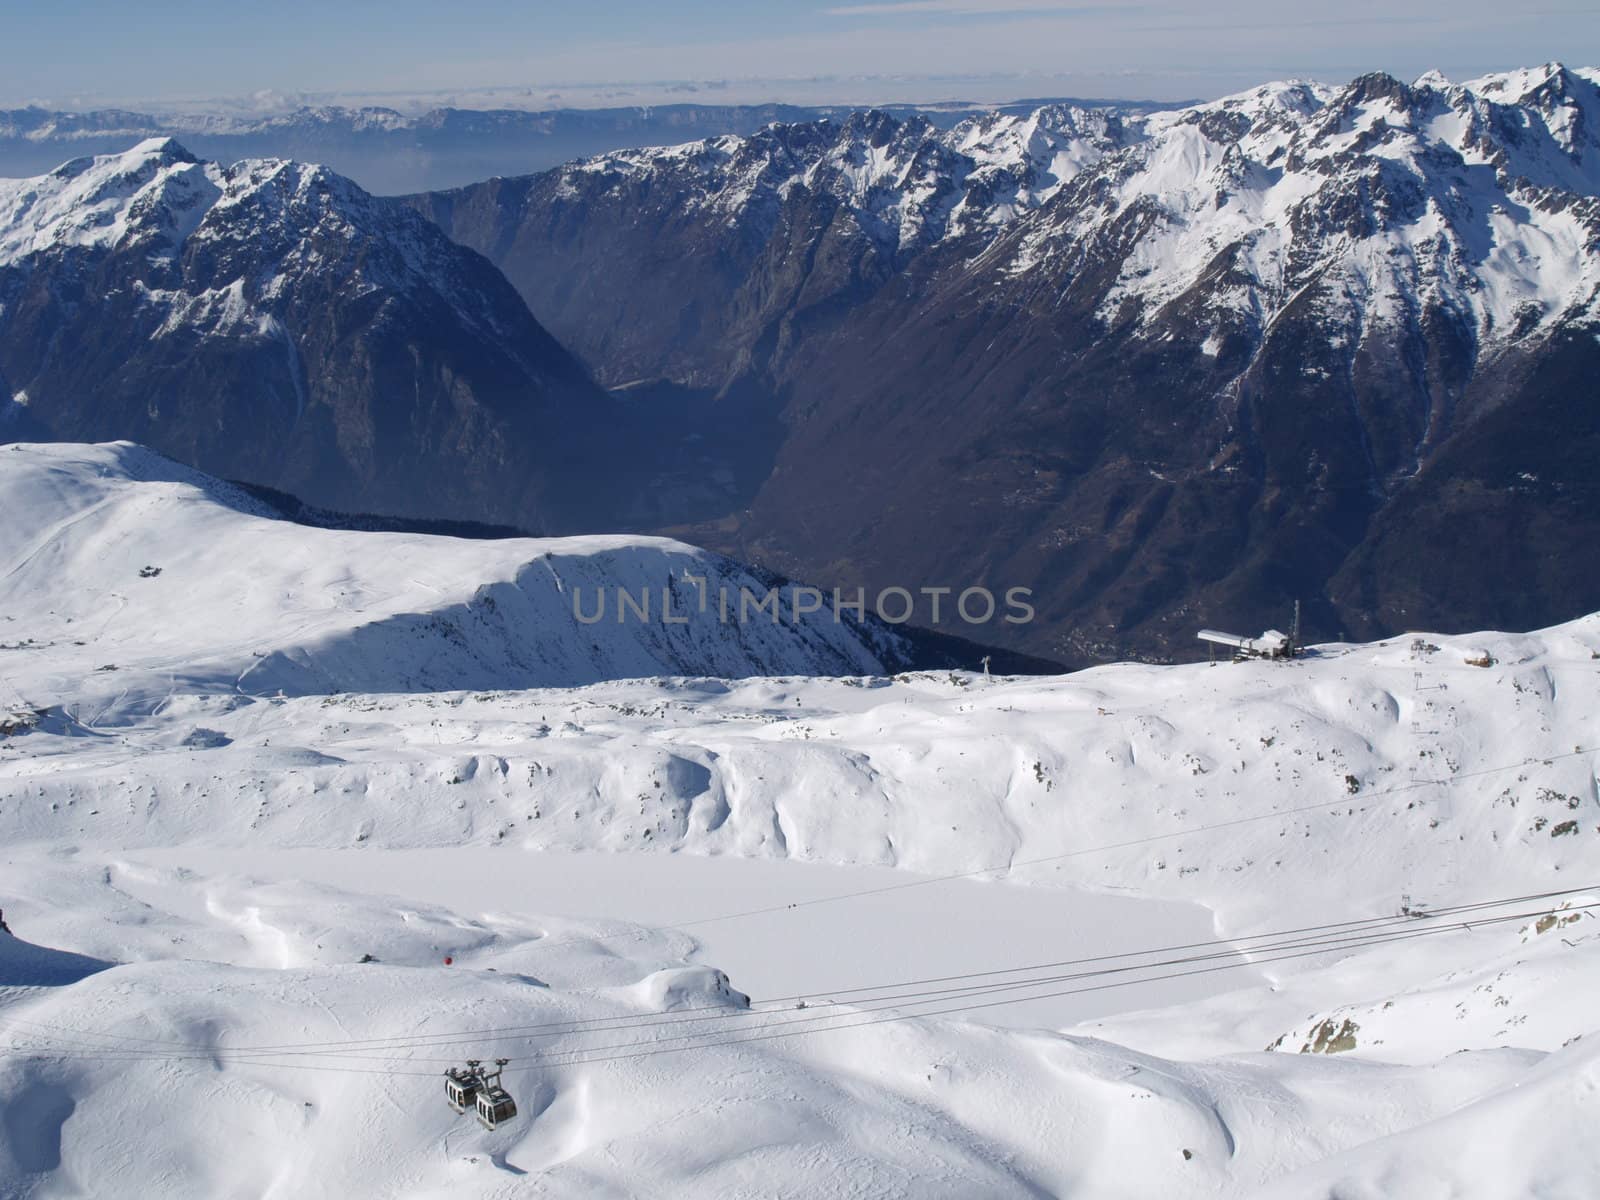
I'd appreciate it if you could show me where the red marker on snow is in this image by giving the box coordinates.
[444,956,453,966]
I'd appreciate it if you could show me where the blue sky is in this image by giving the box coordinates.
[4,0,1598,111]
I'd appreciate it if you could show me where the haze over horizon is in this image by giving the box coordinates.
[6,0,1599,114]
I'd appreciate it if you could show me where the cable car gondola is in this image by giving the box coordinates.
[446,1058,519,1129]
[444,1061,481,1114]
[474,1060,518,1131]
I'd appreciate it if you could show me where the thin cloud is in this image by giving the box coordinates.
[826,0,1127,16]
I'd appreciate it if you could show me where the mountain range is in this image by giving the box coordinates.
[412,63,1600,663]
[0,99,1163,195]
[3,65,1598,664]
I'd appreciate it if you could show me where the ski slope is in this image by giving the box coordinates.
[1,444,1598,1196]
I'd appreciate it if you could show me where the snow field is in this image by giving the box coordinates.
[1,444,1598,1195]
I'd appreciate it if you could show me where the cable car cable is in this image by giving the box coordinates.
[4,897,1586,1071]
[5,883,1584,1060]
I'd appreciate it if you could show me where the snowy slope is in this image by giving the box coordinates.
[995,63,1600,346]
[0,443,900,716]
[3,616,1597,1195]
[1,444,1598,1195]
[6,588,1595,943]
[548,103,1137,260]
[0,914,1570,1199]
[1248,1034,1600,1198]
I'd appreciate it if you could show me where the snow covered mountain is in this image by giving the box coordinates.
[984,64,1600,359]
[411,104,1140,389]
[416,63,1600,665]
[1,438,1597,1192]
[0,139,638,533]
[5,70,1599,665]
[0,100,1134,194]
[0,443,908,718]
[0,103,832,193]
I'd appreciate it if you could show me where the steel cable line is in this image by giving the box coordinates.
[162,888,1600,1061]
[2,905,1571,1077]
[5,899,1589,1072]
[0,916,1448,1070]
[428,904,1600,1070]
[4,885,1586,1062]
[761,884,1598,1002]
[492,906,1593,1074]
[2,884,1592,1064]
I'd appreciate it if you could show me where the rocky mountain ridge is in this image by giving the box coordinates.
[0,98,1163,194]
[0,137,625,532]
[414,63,1600,663]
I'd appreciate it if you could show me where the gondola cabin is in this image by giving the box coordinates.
[447,1058,519,1129]
[475,1085,517,1130]
[444,1066,479,1114]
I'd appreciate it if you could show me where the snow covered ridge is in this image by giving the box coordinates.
[1000,63,1600,340]
[550,62,1600,332]
[0,137,522,345]
[2,592,1599,1192]
[556,102,1140,254]
[0,443,904,714]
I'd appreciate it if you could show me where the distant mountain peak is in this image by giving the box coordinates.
[127,134,198,163]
